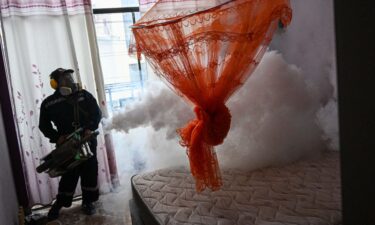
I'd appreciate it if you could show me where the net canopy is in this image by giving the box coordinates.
[131,0,292,192]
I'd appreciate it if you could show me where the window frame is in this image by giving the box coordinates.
[93,6,145,112]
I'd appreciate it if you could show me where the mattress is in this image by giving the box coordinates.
[130,152,341,225]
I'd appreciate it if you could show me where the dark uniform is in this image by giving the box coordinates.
[39,88,102,207]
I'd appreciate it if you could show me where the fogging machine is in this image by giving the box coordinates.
[36,128,99,177]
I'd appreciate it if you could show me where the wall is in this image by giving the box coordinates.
[270,0,337,103]
[0,102,19,225]
[335,1,375,223]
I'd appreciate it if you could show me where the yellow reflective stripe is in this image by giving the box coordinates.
[58,191,74,196]
[81,186,98,192]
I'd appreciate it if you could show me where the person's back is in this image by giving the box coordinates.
[40,88,101,143]
[38,68,102,221]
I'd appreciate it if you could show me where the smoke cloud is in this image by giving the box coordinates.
[106,82,193,140]
[104,50,339,175]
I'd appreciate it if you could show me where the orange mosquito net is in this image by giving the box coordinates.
[131,0,292,192]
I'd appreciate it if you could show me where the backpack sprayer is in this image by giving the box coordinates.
[36,128,99,177]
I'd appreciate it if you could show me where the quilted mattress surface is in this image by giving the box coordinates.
[131,152,341,225]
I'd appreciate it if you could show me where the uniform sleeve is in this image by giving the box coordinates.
[38,101,59,143]
[84,91,102,131]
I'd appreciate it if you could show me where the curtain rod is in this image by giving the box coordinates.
[93,7,140,14]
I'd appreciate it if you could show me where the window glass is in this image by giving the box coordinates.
[94,11,151,114]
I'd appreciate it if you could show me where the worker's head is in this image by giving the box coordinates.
[49,68,79,96]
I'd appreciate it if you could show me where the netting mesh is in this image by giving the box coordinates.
[131,0,292,192]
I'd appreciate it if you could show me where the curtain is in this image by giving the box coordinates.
[139,0,157,14]
[139,0,227,14]
[132,0,292,192]
[0,0,114,205]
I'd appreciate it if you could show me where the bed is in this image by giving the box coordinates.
[129,152,341,225]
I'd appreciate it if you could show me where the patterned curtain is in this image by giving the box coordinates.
[0,0,91,16]
[0,0,115,205]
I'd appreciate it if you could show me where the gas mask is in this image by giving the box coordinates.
[59,84,81,96]
[58,73,80,96]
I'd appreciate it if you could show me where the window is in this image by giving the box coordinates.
[92,1,152,114]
